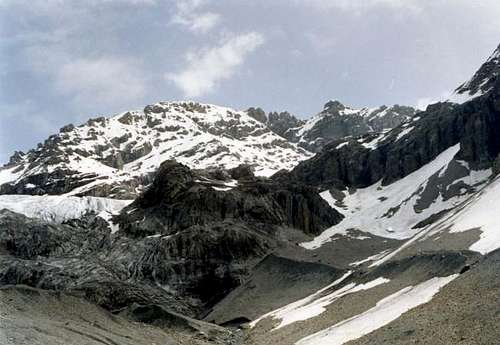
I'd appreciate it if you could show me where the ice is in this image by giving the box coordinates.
[0,194,131,226]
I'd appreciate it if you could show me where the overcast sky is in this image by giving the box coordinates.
[1,0,500,163]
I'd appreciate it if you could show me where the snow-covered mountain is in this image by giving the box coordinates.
[285,101,417,152]
[0,101,312,198]
[286,77,500,258]
[246,101,417,153]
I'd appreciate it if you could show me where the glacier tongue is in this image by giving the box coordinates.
[0,194,131,224]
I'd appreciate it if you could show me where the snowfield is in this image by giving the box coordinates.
[431,174,500,254]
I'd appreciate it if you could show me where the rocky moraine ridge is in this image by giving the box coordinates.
[1,45,500,345]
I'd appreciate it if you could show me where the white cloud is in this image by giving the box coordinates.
[166,32,264,97]
[299,0,422,13]
[53,57,147,109]
[171,0,220,33]
[299,0,500,16]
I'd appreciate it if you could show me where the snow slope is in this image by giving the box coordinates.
[296,274,458,345]
[446,175,500,253]
[301,144,492,249]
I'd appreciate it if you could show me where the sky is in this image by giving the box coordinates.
[1,0,500,164]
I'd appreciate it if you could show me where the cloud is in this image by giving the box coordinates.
[299,0,500,16]
[171,0,220,33]
[415,90,451,110]
[53,57,147,110]
[166,32,264,98]
[299,0,422,13]
[22,43,148,111]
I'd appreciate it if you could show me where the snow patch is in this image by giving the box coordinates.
[250,273,392,330]
[349,249,391,267]
[296,274,458,345]
[395,126,414,141]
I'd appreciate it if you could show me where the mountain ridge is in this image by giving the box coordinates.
[0,99,416,199]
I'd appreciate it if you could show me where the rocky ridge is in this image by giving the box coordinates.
[0,102,312,199]
[247,102,417,153]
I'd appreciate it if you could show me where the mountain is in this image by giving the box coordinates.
[448,44,500,104]
[277,101,416,152]
[279,44,500,249]
[248,102,417,153]
[2,43,500,345]
[0,101,312,199]
[0,161,340,321]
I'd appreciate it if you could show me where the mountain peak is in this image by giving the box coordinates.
[449,43,500,104]
[323,100,346,112]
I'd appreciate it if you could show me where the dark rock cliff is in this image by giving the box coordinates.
[282,81,500,189]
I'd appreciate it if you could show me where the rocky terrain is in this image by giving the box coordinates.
[1,43,500,345]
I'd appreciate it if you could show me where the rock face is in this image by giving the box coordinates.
[114,161,342,305]
[266,111,306,140]
[247,102,416,154]
[119,161,340,238]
